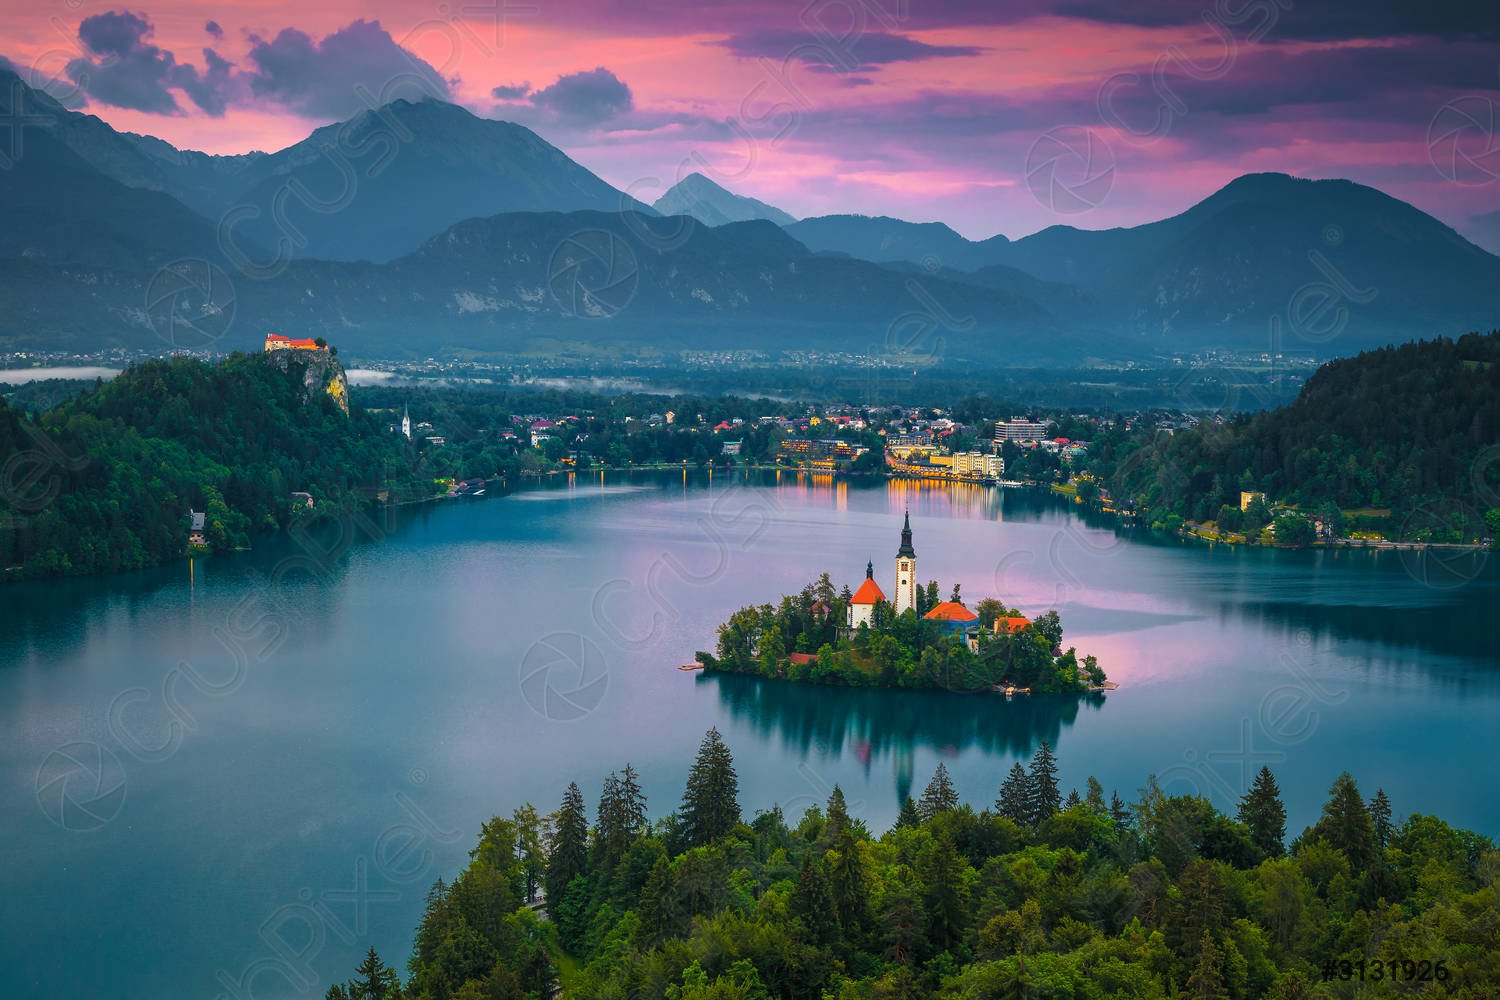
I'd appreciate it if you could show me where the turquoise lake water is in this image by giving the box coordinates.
[2,470,1495,998]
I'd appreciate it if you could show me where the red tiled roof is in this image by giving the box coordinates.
[923,601,978,622]
[265,333,321,350]
[850,577,886,604]
[994,616,1032,634]
[788,652,818,665]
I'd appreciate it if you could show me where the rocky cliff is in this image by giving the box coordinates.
[261,348,349,415]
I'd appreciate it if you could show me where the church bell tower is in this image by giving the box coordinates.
[894,510,916,615]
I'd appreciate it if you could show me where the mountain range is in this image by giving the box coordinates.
[2,69,1497,363]
[652,173,797,227]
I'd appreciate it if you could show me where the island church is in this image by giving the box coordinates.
[846,511,1010,644]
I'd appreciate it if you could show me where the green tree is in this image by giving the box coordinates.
[1026,741,1061,825]
[916,763,959,820]
[1368,788,1393,847]
[680,727,741,847]
[1185,930,1230,1000]
[996,763,1031,825]
[1311,772,1376,868]
[544,782,589,906]
[1085,776,1106,813]
[790,856,839,946]
[512,804,545,903]
[1238,766,1287,858]
[349,947,401,1000]
[895,796,921,829]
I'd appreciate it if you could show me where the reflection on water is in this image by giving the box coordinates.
[708,672,1105,806]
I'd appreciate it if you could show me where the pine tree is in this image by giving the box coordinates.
[635,854,676,947]
[544,782,589,906]
[1026,741,1061,825]
[1064,788,1082,809]
[680,727,741,847]
[950,582,962,603]
[619,763,648,837]
[917,763,959,820]
[825,785,851,840]
[349,947,400,1000]
[996,763,1032,825]
[1237,766,1287,858]
[825,801,871,936]
[895,796,921,829]
[1369,788,1393,847]
[1312,772,1376,868]
[1109,791,1133,834]
[790,856,839,946]
[918,833,970,951]
[1185,930,1230,1000]
[1085,776,1106,813]
[596,763,649,871]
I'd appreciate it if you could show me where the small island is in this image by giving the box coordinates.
[697,512,1107,695]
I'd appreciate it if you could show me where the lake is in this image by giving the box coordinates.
[2,471,1496,999]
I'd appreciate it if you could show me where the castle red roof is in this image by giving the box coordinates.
[923,601,979,623]
[265,333,321,350]
[850,577,886,605]
[788,652,818,665]
[994,616,1032,634]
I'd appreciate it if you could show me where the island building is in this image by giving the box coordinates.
[847,561,885,629]
[894,510,917,614]
[401,404,412,441]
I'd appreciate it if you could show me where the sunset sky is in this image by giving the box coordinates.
[5,0,1498,245]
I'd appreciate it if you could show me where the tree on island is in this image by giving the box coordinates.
[680,727,741,847]
[975,597,1007,629]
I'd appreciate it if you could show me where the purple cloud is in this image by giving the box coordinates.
[719,29,982,73]
[65,10,230,115]
[492,81,532,100]
[244,19,450,119]
[529,67,632,123]
[204,20,223,40]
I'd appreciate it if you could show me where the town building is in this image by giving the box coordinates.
[995,418,1049,443]
[187,510,206,547]
[1240,491,1267,511]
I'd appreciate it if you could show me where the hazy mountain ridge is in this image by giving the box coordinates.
[2,70,1496,361]
[652,173,797,227]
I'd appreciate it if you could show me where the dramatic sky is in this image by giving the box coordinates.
[5,0,1499,245]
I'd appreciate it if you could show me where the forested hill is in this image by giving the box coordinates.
[1088,331,1500,530]
[330,729,1498,999]
[0,352,425,578]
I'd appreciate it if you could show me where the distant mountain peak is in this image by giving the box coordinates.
[653,172,796,227]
